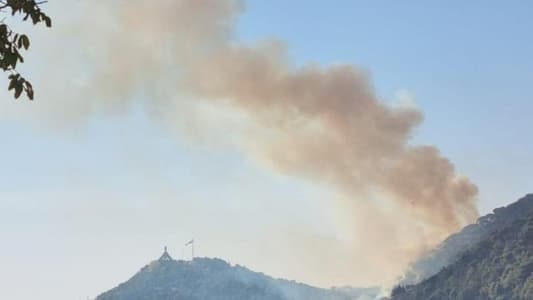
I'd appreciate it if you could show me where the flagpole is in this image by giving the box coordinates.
[185,238,195,261]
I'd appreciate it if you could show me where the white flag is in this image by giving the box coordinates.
[184,239,194,246]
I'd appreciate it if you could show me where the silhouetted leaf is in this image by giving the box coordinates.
[14,82,23,99]
[43,15,52,27]
[20,35,29,50]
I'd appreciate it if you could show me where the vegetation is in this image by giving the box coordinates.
[96,256,380,300]
[0,0,51,100]
[401,194,533,285]
[392,211,533,300]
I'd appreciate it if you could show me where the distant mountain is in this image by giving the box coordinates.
[96,251,381,300]
[400,194,533,285]
[391,206,533,300]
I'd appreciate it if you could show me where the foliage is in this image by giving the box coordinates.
[390,285,406,297]
[400,194,533,286]
[0,0,51,100]
[392,210,533,300]
[96,256,380,300]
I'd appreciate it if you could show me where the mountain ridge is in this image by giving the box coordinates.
[400,193,533,285]
[391,206,533,299]
[96,254,382,300]
[95,194,533,300]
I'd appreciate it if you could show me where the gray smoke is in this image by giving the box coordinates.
[2,0,478,285]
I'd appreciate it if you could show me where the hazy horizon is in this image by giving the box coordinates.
[1,1,532,300]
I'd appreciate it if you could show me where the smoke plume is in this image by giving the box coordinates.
[5,0,478,286]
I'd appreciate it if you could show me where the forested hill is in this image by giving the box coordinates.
[96,254,381,300]
[391,210,533,300]
[401,194,533,285]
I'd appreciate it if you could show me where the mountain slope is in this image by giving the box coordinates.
[392,210,533,300]
[96,254,381,300]
[401,194,533,285]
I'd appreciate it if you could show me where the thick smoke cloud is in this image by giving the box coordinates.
[4,0,478,285]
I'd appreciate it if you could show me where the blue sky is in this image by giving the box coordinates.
[239,0,533,213]
[0,1,532,299]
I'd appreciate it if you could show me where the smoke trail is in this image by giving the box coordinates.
[5,0,478,285]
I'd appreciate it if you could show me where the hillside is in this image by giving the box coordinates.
[96,251,381,300]
[391,209,533,300]
[401,194,533,284]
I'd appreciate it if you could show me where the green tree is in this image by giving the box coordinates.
[1,0,51,100]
